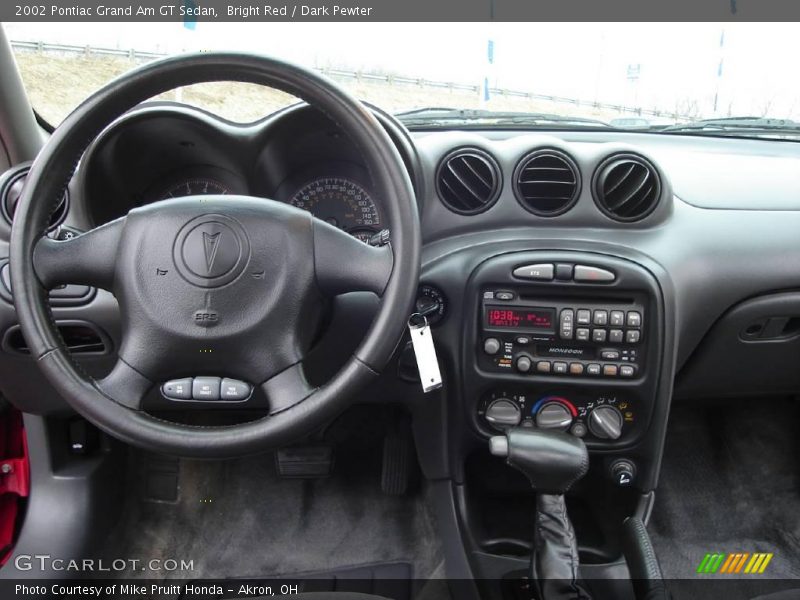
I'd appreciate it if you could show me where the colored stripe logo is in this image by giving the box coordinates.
[697,552,773,574]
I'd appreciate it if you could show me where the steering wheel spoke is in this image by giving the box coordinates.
[261,361,316,415]
[313,218,393,296]
[33,218,124,290]
[95,356,153,410]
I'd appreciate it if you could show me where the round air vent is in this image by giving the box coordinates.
[436,148,501,215]
[513,149,580,216]
[0,165,69,231]
[593,154,661,222]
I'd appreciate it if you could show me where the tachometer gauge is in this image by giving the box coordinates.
[289,177,381,241]
[160,178,230,199]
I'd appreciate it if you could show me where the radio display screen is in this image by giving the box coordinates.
[485,306,554,330]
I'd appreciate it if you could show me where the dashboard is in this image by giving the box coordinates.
[2,99,800,491]
[78,103,418,243]
[3,97,800,578]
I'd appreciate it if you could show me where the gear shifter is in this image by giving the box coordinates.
[490,428,593,600]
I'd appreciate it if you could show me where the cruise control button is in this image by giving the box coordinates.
[162,378,193,400]
[610,310,625,326]
[603,364,619,377]
[627,311,642,327]
[192,377,221,400]
[220,378,251,400]
[574,265,615,283]
[626,330,641,344]
[513,263,554,281]
[592,328,607,343]
[609,329,624,344]
[586,363,601,376]
[536,361,552,373]
[553,361,568,374]
[620,365,636,378]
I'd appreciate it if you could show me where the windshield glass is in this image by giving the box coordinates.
[5,22,800,138]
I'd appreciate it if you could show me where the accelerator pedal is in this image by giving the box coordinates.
[381,417,417,495]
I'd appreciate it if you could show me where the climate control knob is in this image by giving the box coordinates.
[485,398,521,429]
[588,405,624,440]
[535,402,573,431]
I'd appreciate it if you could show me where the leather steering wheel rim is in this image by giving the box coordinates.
[9,53,420,458]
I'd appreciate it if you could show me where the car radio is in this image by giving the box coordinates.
[478,289,646,379]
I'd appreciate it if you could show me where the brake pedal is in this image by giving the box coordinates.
[275,445,333,478]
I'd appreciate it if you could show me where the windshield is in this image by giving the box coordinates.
[5,22,800,139]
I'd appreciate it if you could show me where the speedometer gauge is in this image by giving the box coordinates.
[289,177,380,241]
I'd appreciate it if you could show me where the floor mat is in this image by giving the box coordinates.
[649,397,800,587]
[99,408,443,587]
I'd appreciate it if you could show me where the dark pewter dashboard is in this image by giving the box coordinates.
[1,102,800,494]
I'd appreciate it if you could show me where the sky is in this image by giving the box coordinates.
[5,22,800,118]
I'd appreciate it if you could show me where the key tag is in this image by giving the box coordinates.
[408,313,443,393]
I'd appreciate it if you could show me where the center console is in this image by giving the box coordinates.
[464,251,662,455]
[452,250,668,594]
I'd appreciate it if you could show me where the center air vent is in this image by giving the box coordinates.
[513,149,580,216]
[593,154,661,222]
[436,148,501,215]
[0,164,69,231]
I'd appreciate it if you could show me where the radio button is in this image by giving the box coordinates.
[559,309,575,340]
[593,310,608,325]
[627,311,642,327]
[620,365,636,377]
[586,363,601,376]
[576,309,591,325]
[494,290,515,301]
[600,350,621,360]
[569,363,585,375]
[626,330,641,344]
[609,329,624,344]
[515,336,531,345]
[516,355,533,373]
[536,361,552,374]
[592,328,608,343]
[610,310,625,326]
[553,361,568,374]
[576,328,590,342]
[483,338,502,355]
[513,263,554,281]
[603,364,619,377]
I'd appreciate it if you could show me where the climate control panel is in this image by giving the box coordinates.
[478,389,637,442]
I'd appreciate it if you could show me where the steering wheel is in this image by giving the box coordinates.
[9,53,420,458]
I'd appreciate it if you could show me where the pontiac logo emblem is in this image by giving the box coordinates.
[202,231,221,274]
[174,214,250,289]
